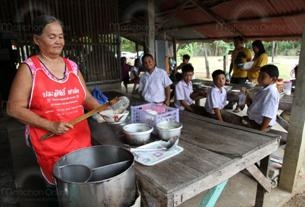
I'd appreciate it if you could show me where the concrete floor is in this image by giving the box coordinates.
[0,85,304,207]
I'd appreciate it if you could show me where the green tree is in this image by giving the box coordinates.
[121,37,136,52]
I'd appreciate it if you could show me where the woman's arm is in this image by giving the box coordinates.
[6,64,72,134]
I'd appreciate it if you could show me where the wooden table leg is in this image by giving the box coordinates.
[254,156,270,207]
[199,180,228,207]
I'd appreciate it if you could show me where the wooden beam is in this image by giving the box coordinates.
[172,34,302,41]
[246,165,272,193]
[156,0,229,17]
[155,0,191,33]
[160,10,305,32]
[279,21,305,192]
[156,0,192,17]
[189,0,244,36]
[255,156,270,207]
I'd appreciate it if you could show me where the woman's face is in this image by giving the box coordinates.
[34,21,64,56]
[252,45,259,54]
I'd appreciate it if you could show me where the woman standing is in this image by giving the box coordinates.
[247,40,268,83]
[6,15,101,185]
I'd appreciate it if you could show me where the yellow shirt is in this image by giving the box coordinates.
[247,53,268,82]
[231,47,252,78]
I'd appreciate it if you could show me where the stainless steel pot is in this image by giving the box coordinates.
[53,145,136,207]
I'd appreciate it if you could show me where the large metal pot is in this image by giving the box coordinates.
[53,145,136,207]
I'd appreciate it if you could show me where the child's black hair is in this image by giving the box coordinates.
[260,64,279,78]
[141,53,154,63]
[233,36,244,42]
[212,69,225,80]
[182,54,190,61]
[182,64,194,74]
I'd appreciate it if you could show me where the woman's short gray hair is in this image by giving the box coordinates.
[32,15,63,35]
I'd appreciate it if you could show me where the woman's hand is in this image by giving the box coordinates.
[49,122,74,135]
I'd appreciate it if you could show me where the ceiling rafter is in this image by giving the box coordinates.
[155,0,193,41]
[189,0,244,36]
[176,34,301,41]
[160,10,305,32]
[157,1,193,17]
[156,0,230,17]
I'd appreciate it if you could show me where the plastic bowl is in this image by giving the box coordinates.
[123,123,153,145]
[102,110,129,124]
[156,120,183,141]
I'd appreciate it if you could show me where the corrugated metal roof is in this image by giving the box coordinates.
[119,0,305,41]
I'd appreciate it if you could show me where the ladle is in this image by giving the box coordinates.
[130,136,179,152]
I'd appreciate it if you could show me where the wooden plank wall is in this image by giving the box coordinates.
[0,0,120,83]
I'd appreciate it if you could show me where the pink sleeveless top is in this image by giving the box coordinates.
[25,56,91,184]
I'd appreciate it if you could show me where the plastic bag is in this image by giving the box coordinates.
[92,87,109,104]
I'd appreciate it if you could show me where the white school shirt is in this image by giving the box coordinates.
[139,67,172,103]
[247,83,280,126]
[174,80,193,110]
[205,85,227,114]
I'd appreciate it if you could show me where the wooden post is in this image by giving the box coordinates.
[204,42,210,78]
[279,22,305,192]
[271,41,276,63]
[223,55,227,73]
[173,39,177,62]
[147,0,155,56]
[136,42,139,58]
[199,180,228,207]
[254,156,270,207]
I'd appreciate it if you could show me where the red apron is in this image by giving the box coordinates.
[27,56,91,184]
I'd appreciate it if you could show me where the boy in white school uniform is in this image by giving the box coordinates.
[222,64,280,132]
[174,64,205,114]
[203,69,228,121]
[138,54,172,106]
[241,64,280,131]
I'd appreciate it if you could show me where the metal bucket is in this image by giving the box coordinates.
[53,145,136,207]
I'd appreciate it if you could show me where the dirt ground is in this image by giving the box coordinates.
[282,190,305,207]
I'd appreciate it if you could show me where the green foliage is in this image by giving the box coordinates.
[121,37,301,57]
[177,40,301,57]
[176,42,195,59]
[121,37,136,52]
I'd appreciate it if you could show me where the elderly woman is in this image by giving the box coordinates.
[247,40,268,83]
[6,15,101,185]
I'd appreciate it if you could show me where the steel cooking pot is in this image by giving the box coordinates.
[53,145,136,207]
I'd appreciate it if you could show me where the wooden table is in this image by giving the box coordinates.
[90,108,280,207]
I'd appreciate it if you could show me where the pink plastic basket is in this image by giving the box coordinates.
[131,103,179,133]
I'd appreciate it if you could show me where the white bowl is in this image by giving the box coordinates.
[123,123,153,145]
[156,121,183,141]
[101,110,129,124]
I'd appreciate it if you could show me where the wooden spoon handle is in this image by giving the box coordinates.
[40,97,119,141]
